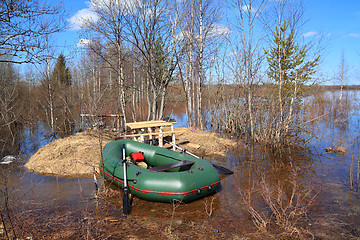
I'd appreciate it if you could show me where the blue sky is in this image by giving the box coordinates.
[303,0,360,84]
[56,0,360,85]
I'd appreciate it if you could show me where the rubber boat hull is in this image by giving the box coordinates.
[100,139,220,203]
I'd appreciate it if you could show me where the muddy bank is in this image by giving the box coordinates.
[24,128,236,177]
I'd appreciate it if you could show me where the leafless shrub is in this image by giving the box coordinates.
[349,138,360,192]
[203,193,219,217]
[240,167,320,238]
[240,183,269,232]
[164,199,183,239]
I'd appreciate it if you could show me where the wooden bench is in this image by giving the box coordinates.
[148,160,195,172]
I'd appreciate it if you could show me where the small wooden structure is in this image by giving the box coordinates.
[80,114,123,131]
[123,120,182,149]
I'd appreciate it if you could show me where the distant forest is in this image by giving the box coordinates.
[319,85,360,90]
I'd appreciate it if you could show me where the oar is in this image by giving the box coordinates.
[122,144,131,214]
[164,140,234,175]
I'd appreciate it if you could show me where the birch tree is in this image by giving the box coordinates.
[227,0,268,140]
[180,0,221,128]
[39,35,56,133]
[79,0,129,122]
[0,61,19,152]
[338,51,349,101]
[124,0,181,120]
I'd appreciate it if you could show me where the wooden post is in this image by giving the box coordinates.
[81,114,84,130]
[159,127,163,147]
[171,125,176,150]
[140,128,145,143]
[148,127,153,145]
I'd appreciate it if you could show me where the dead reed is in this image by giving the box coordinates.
[350,138,360,192]
[240,172,319,238]
[234,143,321,239]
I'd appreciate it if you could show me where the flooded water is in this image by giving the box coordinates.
[1,90,360,239]
[1,122,99,214]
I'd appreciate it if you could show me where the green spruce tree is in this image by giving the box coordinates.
[50,53,73,135]
[265,20,320,144]
[52,53,71,87]
[265,20,319,96]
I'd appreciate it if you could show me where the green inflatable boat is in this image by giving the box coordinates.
[99,139,220,203]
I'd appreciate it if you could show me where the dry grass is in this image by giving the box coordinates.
[24,131,113,177]
[175,128,236,157]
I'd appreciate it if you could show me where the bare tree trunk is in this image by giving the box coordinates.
[246,2,254,139]
[223,0,267,141]
[146,75,152,121]
[192,70,196,125]
[186,61,193,126]
[188,0,195,127]
[98,66,101,98]
[276,0,284,142]
[115,42,127,123]
[285,71,297,134]
[132,67,137,121]
[45,37,55,133]
[159,86,166,120]
[151,82,157,120]
[339,51,346,101]
[197,0,204,129]
[92,53,97,105]
[109,68,112,91]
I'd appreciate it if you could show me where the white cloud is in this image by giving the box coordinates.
[228,51,240,57]
[68,8,98,30]
[77,38,92,47]
[241,5,256,13]
[348,33,360,38]
[93,0,138,9]
[90,0,138,16]
[302,31,318,38]
[208,23,231,37]
[68,0,139,31]
[91,0,129,12]
[175,24,230,42]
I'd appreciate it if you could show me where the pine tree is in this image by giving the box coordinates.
[48,53,73,135]
[264,20,320,144]
[52,54,71,87]
[265,20,319,94]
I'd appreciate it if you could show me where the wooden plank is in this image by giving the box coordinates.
[125,120,165,129]
[123,130,184,138]
[148,160,195,172]
[127,120,165,125]
[125,121,177,130]
[126,123,174,129]
[81,114,122,117]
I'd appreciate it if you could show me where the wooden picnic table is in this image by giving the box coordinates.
[124,120,182,149]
